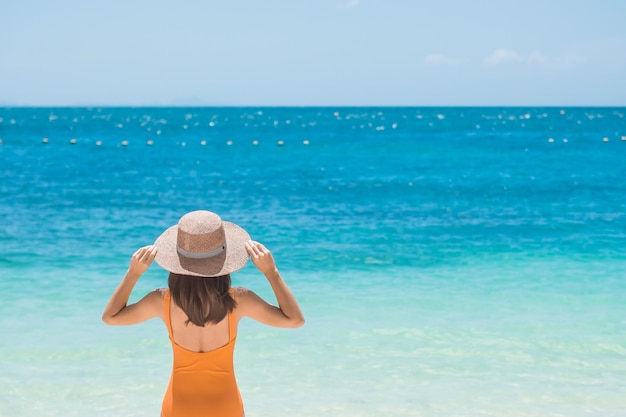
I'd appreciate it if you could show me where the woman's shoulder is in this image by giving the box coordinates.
[232,286,251,298]
[231,286,259,310]
[147,288,168,302]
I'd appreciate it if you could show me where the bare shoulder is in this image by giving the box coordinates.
[144,288,167,319]
[232,286,261,318]
[232,286,252,299]
[143,288,167,309]
[153,287,168,297]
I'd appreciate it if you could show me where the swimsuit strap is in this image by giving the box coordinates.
[163,289,174,338]
[228,288,237,342]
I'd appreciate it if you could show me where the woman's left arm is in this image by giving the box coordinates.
[102,245,163,326]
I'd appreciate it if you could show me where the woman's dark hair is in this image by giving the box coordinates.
[168,273,236,326]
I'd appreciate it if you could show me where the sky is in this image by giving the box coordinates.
[1,0,625,106]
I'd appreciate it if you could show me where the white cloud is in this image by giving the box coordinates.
[423,53,465,66]
[339,0,360,9]
[484,48,585,69]
[484,49,524,66]
[423,49,585,71]
[527,51,586,69]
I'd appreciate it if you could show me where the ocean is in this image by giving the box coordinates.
[1,107,625,416]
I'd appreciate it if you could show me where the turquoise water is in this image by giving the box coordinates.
[1,107,626,416]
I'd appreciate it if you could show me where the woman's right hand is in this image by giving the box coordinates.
[245,241,278,276]
[128,245,157,277]
[102,245,162,326]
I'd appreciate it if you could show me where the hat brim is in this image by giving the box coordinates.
[153,221,250,277]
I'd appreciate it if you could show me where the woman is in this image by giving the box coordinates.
[102,210,305,417]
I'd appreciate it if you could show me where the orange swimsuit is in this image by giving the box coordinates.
[161,289,244,417]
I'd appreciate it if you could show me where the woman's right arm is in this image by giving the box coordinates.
[102,245,163,326]
[236,241,304,328]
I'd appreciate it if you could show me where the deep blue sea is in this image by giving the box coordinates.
[1,107,626,416]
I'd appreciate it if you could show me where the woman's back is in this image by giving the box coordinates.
[167,290,233,352]
[162,288,244,417]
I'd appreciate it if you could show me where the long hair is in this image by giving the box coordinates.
[168,273,236,326]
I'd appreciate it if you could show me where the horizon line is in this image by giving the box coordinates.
[2,104,626,109]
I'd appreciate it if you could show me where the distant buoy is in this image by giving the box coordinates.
[603,137,609,143]
[42,137,49,144]
[548,138,554,143]
[70,138,77,144]
[303,139,310,145]
[226,140,233,146]
[95,140,102,146]
[621,135,626,141]
[121,140,128,146]
[563,138,568,143]
[200,140,206,146]
[147,140,154,146]
[252,140,259,145]
[277,140,284,146]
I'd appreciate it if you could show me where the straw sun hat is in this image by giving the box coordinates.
[154,210,250,277]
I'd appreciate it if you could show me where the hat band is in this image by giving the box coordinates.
[176,242,227,259]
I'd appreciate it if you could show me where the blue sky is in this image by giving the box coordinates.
[1,0,625,106]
